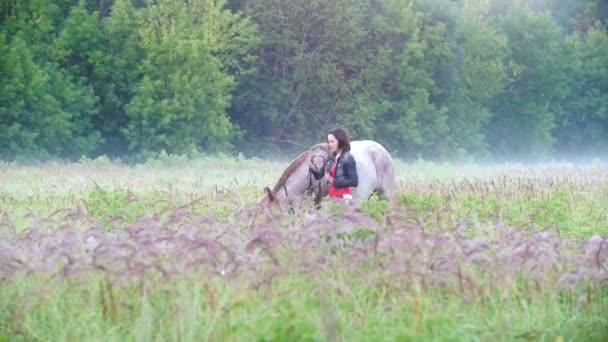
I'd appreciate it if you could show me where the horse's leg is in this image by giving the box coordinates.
[376,186,394,202]
[374,171,395,201]
[352,186,371,205]
[379,173,396,203]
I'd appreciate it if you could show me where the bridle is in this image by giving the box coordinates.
[306,154,326,201]
[280,153,326,214]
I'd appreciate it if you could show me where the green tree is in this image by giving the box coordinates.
[554,23,608,157]
[486,6,576,159]
[443,0,508,158]
[0,0,100,160]
[94,0,143,156]
[51,2,103,84]
[356,0,452,158]
[229,0,364,153]
[125,0,258,156]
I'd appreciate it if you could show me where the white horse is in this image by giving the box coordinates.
[261,140,396,209]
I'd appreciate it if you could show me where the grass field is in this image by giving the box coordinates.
[1,155,607,341]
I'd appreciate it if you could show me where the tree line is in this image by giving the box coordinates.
[1,0,607,162]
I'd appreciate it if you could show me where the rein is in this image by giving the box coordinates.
[280,153,326,214]
[307,154,326,202]
[281,183,295,214]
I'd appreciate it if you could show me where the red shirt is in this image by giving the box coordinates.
[329,161,351,197]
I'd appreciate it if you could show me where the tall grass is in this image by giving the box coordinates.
[1,157,607,340]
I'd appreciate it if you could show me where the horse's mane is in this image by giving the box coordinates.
[272,150,310,192]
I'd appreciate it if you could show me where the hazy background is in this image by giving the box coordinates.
[1,0,607,163]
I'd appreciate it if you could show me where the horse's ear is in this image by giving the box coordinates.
[264,186,275,202]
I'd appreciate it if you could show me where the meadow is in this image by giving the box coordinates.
[1,155,607,341]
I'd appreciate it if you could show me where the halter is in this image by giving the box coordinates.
[280,153,326,214]
[307,154,326,200]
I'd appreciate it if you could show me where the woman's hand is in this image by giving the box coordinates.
[325,174,333,184]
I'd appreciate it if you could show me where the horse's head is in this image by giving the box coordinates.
[309,143,330,174]
[259,143,331,211]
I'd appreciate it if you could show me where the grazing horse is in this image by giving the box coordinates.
[261,140,396,210]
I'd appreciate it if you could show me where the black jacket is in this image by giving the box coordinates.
[311,151,358,189]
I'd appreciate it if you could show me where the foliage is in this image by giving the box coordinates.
[554,23,608,158]
[1,159,608,340]
[0,1,101,161]
[0,0,607,161]
[84,185,148,227]
[228,0,366,149]
[0,174,607,339]
[360,194,390,223]
[124,0,259,156]
[90,0,144,157]
[486,5,577,159]
[442,0,508,158]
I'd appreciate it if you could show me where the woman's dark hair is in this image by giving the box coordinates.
[328,128,351,152]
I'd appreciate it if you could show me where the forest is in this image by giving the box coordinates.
[1,0,607,162]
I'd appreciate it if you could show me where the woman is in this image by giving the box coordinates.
[311,128,358,198]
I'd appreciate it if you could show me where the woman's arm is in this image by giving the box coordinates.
[333,157,358,188]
